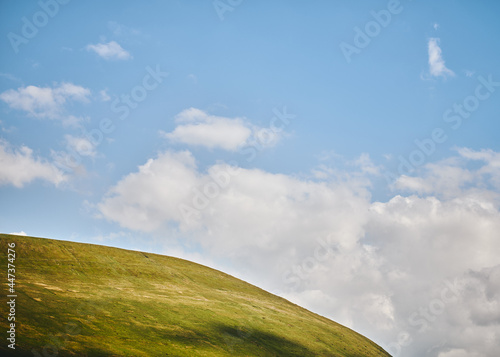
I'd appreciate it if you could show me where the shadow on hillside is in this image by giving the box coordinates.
[212,323,318,356]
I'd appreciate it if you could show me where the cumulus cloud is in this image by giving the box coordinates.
[0,140,66,188]
[96,147,500,357]
[0,83,91,124]
[362,150,500,356]
[428,38,455,78]
[438,350,479,357]
[392,265,500,357]
[98,150,200,231]
[161,108,285,151]
[86,41,132,60]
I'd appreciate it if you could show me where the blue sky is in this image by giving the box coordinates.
[1,1,500,356]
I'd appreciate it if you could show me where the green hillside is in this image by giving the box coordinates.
[0,234,390,356]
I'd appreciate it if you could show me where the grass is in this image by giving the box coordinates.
[0,234,391,356]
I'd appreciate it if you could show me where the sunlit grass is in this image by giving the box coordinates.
[0,234,391,356]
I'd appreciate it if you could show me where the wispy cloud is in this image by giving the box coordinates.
[0,72,21,83]
[107,21,141,38]
[428,38,455,78]
[187,74,198,84]
[99,89,111,102]
[86,41,132,60]
[0,119,15,134]
[64,134,97,158]
[465,70,475,78]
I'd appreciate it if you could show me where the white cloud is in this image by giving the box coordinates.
[353,153,381,175]
[99,89,111,102]
[96,147,500,357]
[438,350,473,357]
[50,149,87,176]
[64,134,97,157]
[162,108,283,151]
[61,115,89,128]
[428,38,455,78]
[395,148,500,197]
[86,41,132,60]
[0,140,67,188]
[9,231,27,236]
[0,83,91,123]
[365,150,500,355]
[98,150,199,231]
[457,147,500,165]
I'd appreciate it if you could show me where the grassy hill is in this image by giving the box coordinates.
[0,234,391,356]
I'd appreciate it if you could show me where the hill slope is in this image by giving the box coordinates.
[0,234,390,356]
